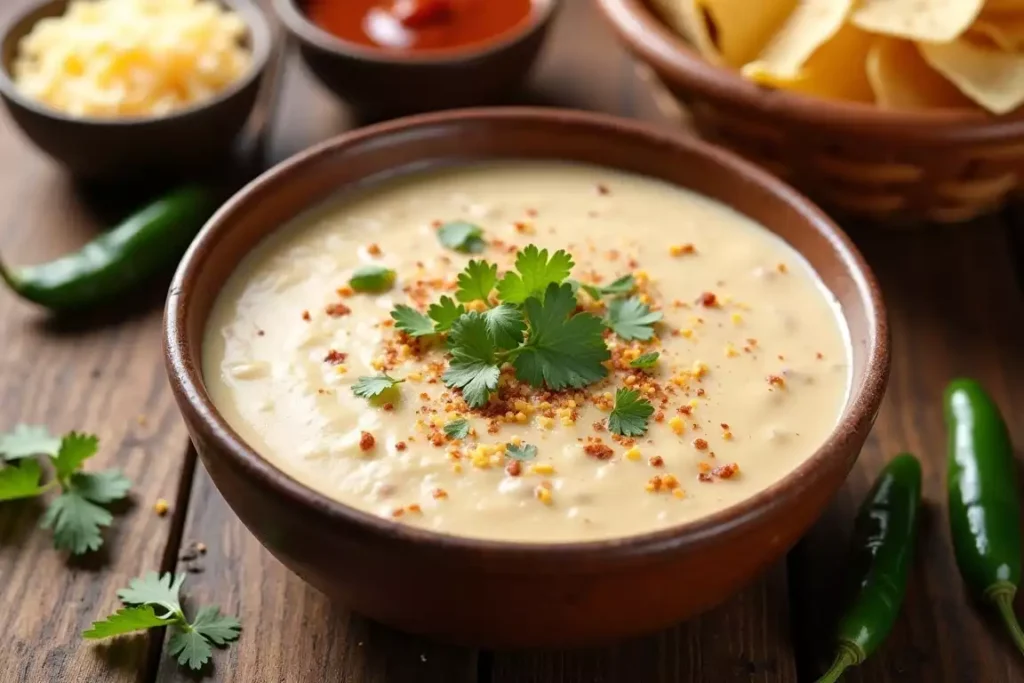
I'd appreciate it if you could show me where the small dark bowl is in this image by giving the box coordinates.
[0,0,272,181]
[165,108,889,648]
[274,0,558,117]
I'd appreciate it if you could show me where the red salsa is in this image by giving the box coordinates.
[306,0,534,52]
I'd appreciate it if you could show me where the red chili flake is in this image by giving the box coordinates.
[407,504,422,514]
[324,350,348,364]
[366,243,382,256]
[679,243,696,255]
[382,403,395,412]
[693,438,709,451]
[359,431,376,451]
[699,292,718,307]
[505,460,522,477]
[720,423,730,430]
[395,441,407,451]
[583,441,615,460]
[777,354,785,361]
[256,329,265,336]
[777,263,789,274]
[432,488,448,499]
[654,411,665,423]
[326,302,351,317]
[592,420,607,432]
[816,352,824,360]
[391,508,405,518]
[301,310,311,322]
[597,183,610,195]
[514,221,531,233]
[526,208,538,217]
[627,258,639,269]
[678,405,693,415]
[696,388,706,397]
[649,456,664,467]
[767,374,786,388]
[713,463,739,479]
[698,472,713,483]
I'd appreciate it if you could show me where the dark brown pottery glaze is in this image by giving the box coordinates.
[164,108,889,648]
[273,0,558,118]
[0,0,271,181]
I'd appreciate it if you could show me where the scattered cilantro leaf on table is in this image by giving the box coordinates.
[443,418,470,440]
[506,443,538,461]
[42,490,113,555]
[608,388,655,437]
[0,424,61,461]
[0,458,48,501]
[512,283,610,390]
[427,296,466,332]
[580,274,635,301]
[630,352,660,369]
[456,260,498,303]
[52,432,99,480]
[352,374,404,400]
[496,246,574,304]
[437,221,486,254]
[391,305,435,337]
[606,297,663,341]
[85,572,241,672]
[443,312,500,408]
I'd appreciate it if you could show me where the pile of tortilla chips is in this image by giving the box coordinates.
[651,0,1024,114]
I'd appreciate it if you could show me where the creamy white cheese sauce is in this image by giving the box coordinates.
[204,161,851,542]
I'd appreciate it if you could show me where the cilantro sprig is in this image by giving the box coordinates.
[608,388,655,437]
[443,418,470,440]
[579,274,635,301]
[84,572,241,672]
[438,221,486,254]
[606,297,663,341]
[630,352,660,369]
[352,374,404,401]
[506,443,538,461]
[0,426,130,554]
[496,246,574,304]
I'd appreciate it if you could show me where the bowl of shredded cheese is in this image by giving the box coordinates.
[0,0,271,179]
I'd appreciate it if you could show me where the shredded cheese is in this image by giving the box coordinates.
[12,0,252,118]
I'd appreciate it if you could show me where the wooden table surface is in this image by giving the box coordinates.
[2,1,1024,681]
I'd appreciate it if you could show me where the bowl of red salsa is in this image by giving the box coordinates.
[274,0,559,116]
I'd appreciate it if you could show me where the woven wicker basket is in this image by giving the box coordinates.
[598,0,1024,226]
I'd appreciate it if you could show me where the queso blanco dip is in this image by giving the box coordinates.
[204,161,851,543]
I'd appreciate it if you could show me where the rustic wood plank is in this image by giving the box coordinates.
[788,220,1024,683]
[0,5,194,683]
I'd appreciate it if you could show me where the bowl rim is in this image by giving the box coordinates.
[596,0,1024,142]
[273,0,558,65]
[165,107,889,562]
[0,0,272,126]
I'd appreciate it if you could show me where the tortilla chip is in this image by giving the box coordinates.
[918,39,1024,114]
[867,38,976,110]
[652,0,798,67]
[741,0,854,80]
[746,24,874,103]
[971,16,1024,51]
[852,0,984,42]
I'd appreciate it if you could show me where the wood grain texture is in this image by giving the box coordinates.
[789,219,1024,683]
[0,5,192,683]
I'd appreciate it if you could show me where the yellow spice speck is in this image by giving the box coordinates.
[624,446,642,461]
[691,361,708,377]
[672,489,686,499]
[334,365,348,374]
[408,371,423,382]
[535,487,553,505]
[153,499,170,516]
[453,463,463,473]
[465,300,488,313]
[530,463,555,475]
[560,416,575,426]
[730,312,743,325]
[668,416,685,435]
[725,344,739,358]
[515,411,528,423]
[537,416,555,429]
[681,329,694,339]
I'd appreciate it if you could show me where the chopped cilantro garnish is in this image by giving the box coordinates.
[606,297,663,341]
[391,305,434,337]
[349,265,396,293]
[580,274,635,301]
[630,352,660,369]
[512,283,610,390]
[428,296,465,332]
[442,312,500,408]
[0,424,61,460]
[352,374,404,400]
[608,388,655,437]
[483,303,525,350]
[496,245,574,304]
[506,443,538,461]
[456,260,498,303]
[443,418,470,440]
[437,221,486,254]
[84,572,241,672]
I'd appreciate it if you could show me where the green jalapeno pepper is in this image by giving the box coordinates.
[945,378,1024,655]
[0,185,214,311]
[816,453,922,683]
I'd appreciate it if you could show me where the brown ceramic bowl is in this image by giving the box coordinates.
[596,0,1024,225]
[164,108,889,648]
[0,0,271,181]
[273,0,558,117]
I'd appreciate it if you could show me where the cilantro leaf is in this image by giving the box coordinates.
[349,265,396,293]
[443,312,500,408]
[0,424,61,460]
[169,630,213,671]
[391,305,435,337]
[456,260,498,303]
[608,388,655,437]
[630,352,660,369]
[83,606,175,639]
[117,571,186,617]
[444,418,470,440]
[52,433,99,481]
[506,443,537,461]
[437,221,486,254]
[580,274,635,301]
[496,245,574,304]
[427,296,465,332]
[352,374,404,400]
[42,490,112,555]
[71,470,131,504]
[0,458,47,501]
[606,297,663,341]
[483,303,525,350]
[512,284,610,390]
[190,606,242,645]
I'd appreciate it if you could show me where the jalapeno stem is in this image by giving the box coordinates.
[989,584,1024,656]
[815,644,860,683]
